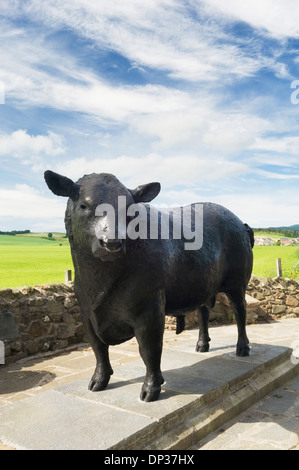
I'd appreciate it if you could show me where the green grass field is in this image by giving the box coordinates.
[0,234,73,289]
[252,245,299,279]
[0,233,298,289]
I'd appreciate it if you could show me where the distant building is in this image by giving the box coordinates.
[254,237,274,246]
[278,238,293,246]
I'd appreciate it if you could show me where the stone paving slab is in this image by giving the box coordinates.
[0,319,298,450]
[57,376,199,421]
[0,390,155,450]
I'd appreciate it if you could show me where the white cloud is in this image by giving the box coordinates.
[2,0,278,86]
[61,0,287,80]
[0,184,65,220]
[0,20,191,124]
[249,152,299,168]
[0,130,65,158]
[1,183,297,233]
[198,191,299,227]
[1,18,272,156]
[256,169,299,180]
[201,114,270,155]
[130,112,206,150]
[0,1,285,151]
[251,136,299,155]
[1,0,298,230]
[130,108,271,153]
[201,0,299,39]
[249,135,299,171]
[51,153,248,190]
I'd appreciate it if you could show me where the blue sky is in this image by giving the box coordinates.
[0,0,299,232]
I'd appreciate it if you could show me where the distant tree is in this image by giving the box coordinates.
[48,233,53,238]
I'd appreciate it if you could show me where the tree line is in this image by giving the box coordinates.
[0,230,31,236]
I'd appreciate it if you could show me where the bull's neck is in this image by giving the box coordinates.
[71,246,125,304]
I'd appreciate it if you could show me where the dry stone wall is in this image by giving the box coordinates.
[247,276,299,318]
[0,276,298,364]
[177,276,299,329]
[0,283,87,364]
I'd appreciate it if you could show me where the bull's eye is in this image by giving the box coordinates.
[80,204,87,210]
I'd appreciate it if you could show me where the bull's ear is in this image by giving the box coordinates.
[130,182,161,203]
[44,170,79,200]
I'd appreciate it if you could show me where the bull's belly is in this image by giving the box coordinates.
[165,301,200,316]
[95,321,135,346]
[164,275,219,314]
[164,291,203,315]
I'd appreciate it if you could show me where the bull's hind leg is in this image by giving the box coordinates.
[196,305,211,352]
[227,289,250,357]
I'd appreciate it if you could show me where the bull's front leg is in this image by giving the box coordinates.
[75,284,113,391]
[134,290,165,402]
[83,315,113,391]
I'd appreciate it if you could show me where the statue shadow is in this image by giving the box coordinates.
[0,366,56,395]
[0,344,89,396]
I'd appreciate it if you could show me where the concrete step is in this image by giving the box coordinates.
[0,320,298,450]
[145,348,298,450]
[189,374,299,450]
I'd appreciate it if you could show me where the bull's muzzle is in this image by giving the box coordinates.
[99,238,124,253]
[92,238,124,257]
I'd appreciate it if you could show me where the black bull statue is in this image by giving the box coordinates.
[45,170,254,402]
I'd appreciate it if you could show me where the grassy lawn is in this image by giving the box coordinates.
[252,245,299,279]
[0,233,298,289]
[0,234,73,289]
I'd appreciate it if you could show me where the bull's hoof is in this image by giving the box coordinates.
[89,377,109,391]
[195,342,210,353]
[140,374,164,402]
[195,336,210,353]
[88,366,113,392]
[140,386,161,402]
[236,342,250,357]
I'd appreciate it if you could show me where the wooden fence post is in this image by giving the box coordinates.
[65,269,72,283]
[276,258,282,277]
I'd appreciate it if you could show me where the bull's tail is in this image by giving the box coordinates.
[176,315,185,335]
[244,223,254,248]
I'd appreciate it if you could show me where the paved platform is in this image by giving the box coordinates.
[0,319,298,450]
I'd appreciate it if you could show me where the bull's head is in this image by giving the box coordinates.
[44,170,160,258]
